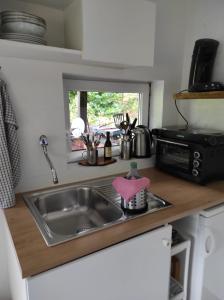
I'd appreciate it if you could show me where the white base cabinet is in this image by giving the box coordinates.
[8,225,172,300]
[27,225,171,300]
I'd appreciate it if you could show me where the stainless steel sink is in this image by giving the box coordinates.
[23,178,172,246]
[34,187,123,236]
[24,185,124,246]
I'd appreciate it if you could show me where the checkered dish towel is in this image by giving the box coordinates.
[0,81,20,208]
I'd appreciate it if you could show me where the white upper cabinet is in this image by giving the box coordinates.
[0,0,156,67]
[65,0,156,67]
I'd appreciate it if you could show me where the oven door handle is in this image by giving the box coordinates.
[156,138,189,148]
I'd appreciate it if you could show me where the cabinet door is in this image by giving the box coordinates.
[27,225,172,300]
[200,213,224,300]
[82,0,156,66]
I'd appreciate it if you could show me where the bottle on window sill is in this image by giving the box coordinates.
[104,131,112,160]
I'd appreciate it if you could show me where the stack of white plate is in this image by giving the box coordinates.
[0,11,47,45]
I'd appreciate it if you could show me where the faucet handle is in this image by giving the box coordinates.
[40,135,48,146]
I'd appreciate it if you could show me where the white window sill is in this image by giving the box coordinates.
[68,151,155,172]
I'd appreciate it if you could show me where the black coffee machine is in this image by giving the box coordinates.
[188,38,224,92]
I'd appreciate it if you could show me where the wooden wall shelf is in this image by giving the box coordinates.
[173,91,224,100]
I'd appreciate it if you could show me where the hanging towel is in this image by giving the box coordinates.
[0,80,20,208]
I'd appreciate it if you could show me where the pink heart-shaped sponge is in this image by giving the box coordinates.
[112,176,150,202]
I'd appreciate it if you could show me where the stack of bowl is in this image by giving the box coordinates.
[0,11,47,45]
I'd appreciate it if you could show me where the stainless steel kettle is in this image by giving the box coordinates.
[132,125,152,158]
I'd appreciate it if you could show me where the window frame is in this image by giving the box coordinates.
[63,78,150,163]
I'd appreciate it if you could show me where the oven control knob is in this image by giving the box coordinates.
[194,151,201,159]
[193,160,200,168]
[192,169,199,177]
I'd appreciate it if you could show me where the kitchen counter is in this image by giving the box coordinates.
[4,167,224,278]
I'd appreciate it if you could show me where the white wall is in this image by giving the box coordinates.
[64,0,82,50]
[179,0,224,130]
[0,0,187,299]
[0,58,157,192]
[122,0,187,126]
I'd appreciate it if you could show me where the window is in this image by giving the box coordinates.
[69,91,140,151]
[63,79,150,161]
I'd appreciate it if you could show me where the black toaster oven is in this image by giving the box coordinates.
[152,127,224,184]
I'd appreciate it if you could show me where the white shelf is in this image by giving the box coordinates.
[0,39,128,68]
[171,292,184,300]
[170,237,191,300]
[171,240,191,256]
[0,39,82,65]
[170,277,184,300]
[21,0,73,10]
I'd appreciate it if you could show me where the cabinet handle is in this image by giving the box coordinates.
[204,229,215,257]
[162,239,171,247]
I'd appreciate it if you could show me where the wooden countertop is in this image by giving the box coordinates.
[4,168,224,278]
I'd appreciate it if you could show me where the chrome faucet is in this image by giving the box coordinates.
[39,135,58,184]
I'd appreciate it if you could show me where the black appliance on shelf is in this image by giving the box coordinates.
[188,39,223,92]
[152,126,224,184]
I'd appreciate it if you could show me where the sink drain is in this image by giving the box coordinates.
[76,225,92,234]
